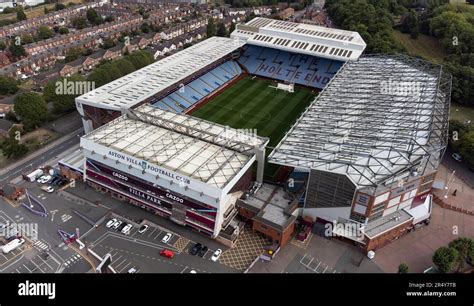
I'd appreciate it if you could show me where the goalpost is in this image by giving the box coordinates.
[269,82,294,93]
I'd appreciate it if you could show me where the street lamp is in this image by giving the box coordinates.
[444,170,456,199]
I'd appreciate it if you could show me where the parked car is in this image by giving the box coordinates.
[106,219,117,228]
[127,267,138,273]
[121,224,133,234]
[41,186,54,193]
[161,233,172,243]
[138,224,149,234]
[211,249,222,262]
[198,246,208,257]
[37,176,49,184]
[189,270,197,274]
[112,220,122,229]
[452,153,462,162]
[160,249,174,259]
[117,223,127,232]
[190,243,202,256]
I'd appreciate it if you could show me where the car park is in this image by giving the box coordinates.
[160,249,174,259]
[198,246,208,257]
[117,223,127,232]
[161,233,172,243]
[106,219,117,228]
[211,249,222,262]
[112,220,122,229]
[138,224,149,234]
[121,224,133,234]
[190,243,202,256]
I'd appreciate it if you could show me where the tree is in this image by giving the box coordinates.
[449,237,474,271]
[86,8,102,25]
[398,263,409,273]
[126,51,154,70]
[105,15,114,22]
[65,47,85,62]
[402,10,420,39]
[140,22,151,34]
[59,27,69,35]
[8,43,26,60]
[13,92,48,129]
[228,22,236,37]
[216,22,227,37]
[44,75,86,114]
[101,38,115,49]
[0,76,19,95]
[433,246,458,273]
[16,8,27,21]
[55,3,66,11]
[20,34,34,44]
[0,138,28,159]
[72,17,87,30]
[113,58,135,76]
[37,26,54,40]
[3,7,15,14]
[458,131,474,167]
[206,17,216,37]
[87,68,111,87]
[0,41,5,51]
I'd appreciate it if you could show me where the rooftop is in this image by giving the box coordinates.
[231,17,366,61]
[75,36,245,111]
[268,54,451,188]
[81,104,268,189]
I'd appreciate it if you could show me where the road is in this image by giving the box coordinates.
[0,128,83,184]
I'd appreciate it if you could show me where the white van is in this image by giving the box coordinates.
[2,238,25,254]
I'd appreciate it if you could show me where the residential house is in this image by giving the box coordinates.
[83,49,107,71]
[0,52,10,67]
[103,43,124,61]
[33,63,66,86]
[60,57,86,77]
[280,7,295,20]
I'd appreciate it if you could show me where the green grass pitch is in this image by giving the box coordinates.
[191,76,316,179]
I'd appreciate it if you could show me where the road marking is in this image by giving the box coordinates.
[147,228,158,238]
[22,264,32,273]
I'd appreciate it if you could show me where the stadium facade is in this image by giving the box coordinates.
[269,55,451,250]
[62,17,450,250]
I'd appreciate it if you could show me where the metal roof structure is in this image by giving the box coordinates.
[231,17,366,61]
[268,54,451,188]
[75,36,245,111]
[82,104,268,189]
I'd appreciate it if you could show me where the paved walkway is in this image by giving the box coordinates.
[432,163,474,214]
[219,227,270,271]
[373,203,474,273]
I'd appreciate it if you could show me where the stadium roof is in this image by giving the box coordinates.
[82,104,268,189]
[75,37,245,111]
[268,55,451,188]
[231,17,366,61]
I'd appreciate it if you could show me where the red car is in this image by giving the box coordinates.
[160,249,174,259]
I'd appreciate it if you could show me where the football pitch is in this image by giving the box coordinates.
[192,76,316,179]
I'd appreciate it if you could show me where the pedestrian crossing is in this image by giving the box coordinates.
[64,254,82,267]
[33,240,49,251]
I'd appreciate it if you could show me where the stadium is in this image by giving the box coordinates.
[60,18,451,250]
